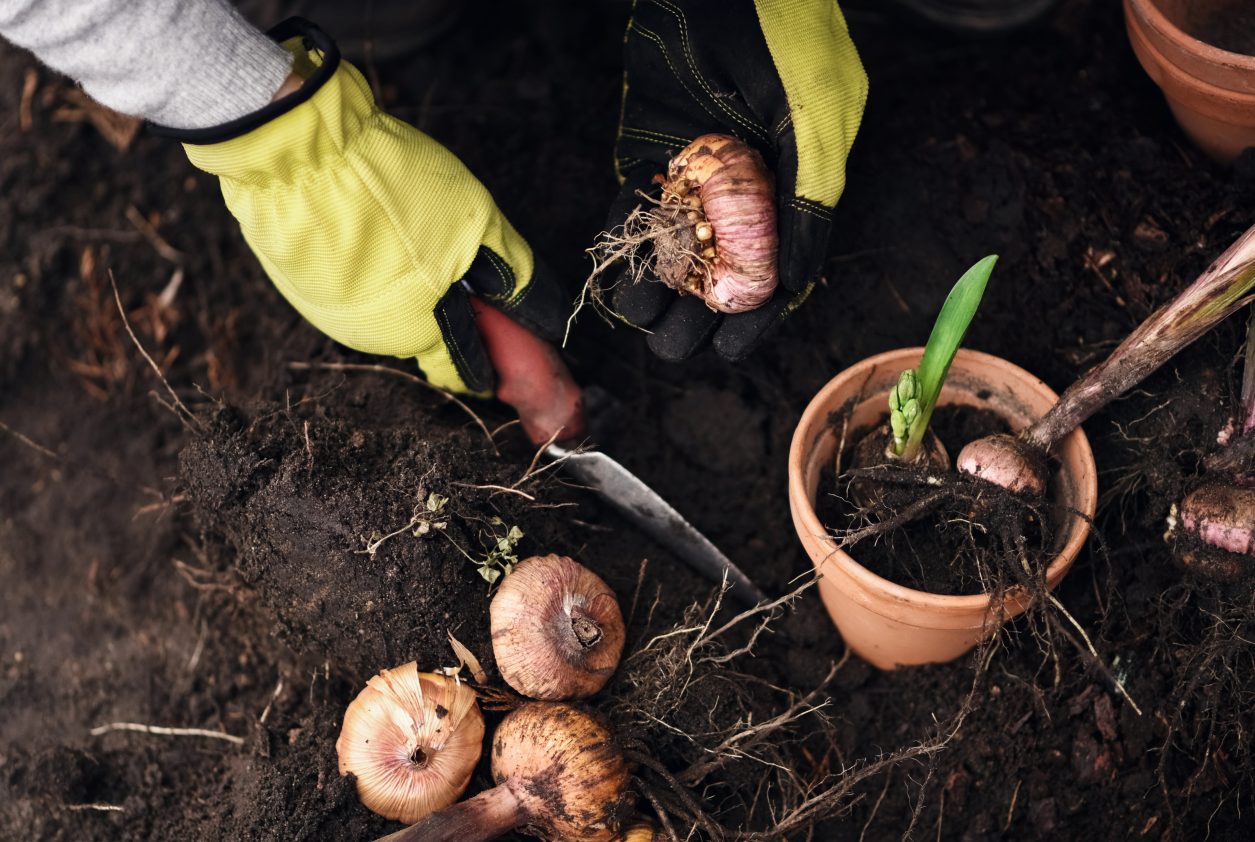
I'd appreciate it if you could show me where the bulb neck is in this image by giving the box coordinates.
[570,610,603,649]
[374,784,525,842]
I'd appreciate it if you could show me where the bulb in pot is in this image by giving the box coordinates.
[956,433,1049,498]
[1167,482,1255,581]
[648,133,778,313]
[336,663,484,823]
[491,554,625,700]
[389,702,633,842]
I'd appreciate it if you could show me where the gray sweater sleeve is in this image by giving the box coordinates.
[0,0,292,130]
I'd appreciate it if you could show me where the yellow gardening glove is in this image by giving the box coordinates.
[168,19,567,394]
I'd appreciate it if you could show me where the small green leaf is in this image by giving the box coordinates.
[901,255,996,460]
[480,566,501,584]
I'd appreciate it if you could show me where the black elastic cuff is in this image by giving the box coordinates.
[148,17,341,145]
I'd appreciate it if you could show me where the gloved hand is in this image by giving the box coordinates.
[156,18,567,394]
[610,0,868,361]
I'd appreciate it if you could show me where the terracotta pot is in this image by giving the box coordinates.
[787,348,1098,670]
[1125,0,1255,163]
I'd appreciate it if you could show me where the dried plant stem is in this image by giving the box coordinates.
[109,270,201,431]
[89,721,244,746]
[125,205,184,264]
[1241,305,1255,435]
[1027,225,1255,452]
[0,419,58,460]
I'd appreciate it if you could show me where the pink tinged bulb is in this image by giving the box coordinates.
[1180,484,1255,557]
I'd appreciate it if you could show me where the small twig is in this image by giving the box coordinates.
[89,721,244,746]
[628,557,650,630]
[0,419,59,460]
[1003,778,1022,831]
[125,205,184,264]
[109,270,201,430]
[1047,594,1144,716]
[287,361,495,448]
[65,803,125,813]
[259,676,285,725]
[513,426,567,488]
[133,493,187,519]
[452,482,536,501]
[19,68,37,132]
[831,490,948,547]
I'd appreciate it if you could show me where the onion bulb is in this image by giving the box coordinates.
[1167,482,1255,581]
[490,554,625,700]
[383,702,633,842]
[643,134,778,313]
[336,663,484,824]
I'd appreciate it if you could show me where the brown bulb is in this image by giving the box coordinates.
[490,554,625,700]
[624,821,659,841]
[388,702,633,842]
[956,433,1048,497]
[492,702,632,841]
[336,663,484,824]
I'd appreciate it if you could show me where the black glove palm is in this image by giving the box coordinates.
[609,0,867,361]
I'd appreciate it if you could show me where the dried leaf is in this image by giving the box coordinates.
[447,631,488,684]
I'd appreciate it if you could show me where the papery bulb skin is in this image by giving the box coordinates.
[491,554,625,700]
[1170,482,1255,581]
[652,133,778,314]
[956,433,1049,498]
[336,663,484,823]
[492,702,633,842]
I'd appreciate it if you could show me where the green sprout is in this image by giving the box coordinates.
[891,254,997,462]
[474,518,524,584]
[360,491,450,559]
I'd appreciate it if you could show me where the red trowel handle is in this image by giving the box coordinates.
[469,297,587,446]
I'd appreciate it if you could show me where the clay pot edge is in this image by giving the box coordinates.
[1127,0,1255,73]
[787,347,1098,619]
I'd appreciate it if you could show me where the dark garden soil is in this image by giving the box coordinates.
[3,1,1255,839]
[817,405,1035,597]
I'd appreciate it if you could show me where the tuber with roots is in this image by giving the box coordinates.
[377,702,633,842]
[1165,307,1255,581]
[958,223,1255,503]
[605,133,778,314]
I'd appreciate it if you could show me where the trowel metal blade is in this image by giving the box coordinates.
[548,443,768,607]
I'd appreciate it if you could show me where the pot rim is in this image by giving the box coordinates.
[787,347,1098,615]
[1127,0,1255,74]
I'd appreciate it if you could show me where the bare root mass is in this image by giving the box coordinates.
[1150,583,1255,818]
[570,200,708,338]
[606,582,976,840]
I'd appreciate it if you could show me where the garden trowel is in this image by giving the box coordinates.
[470,298,767,607]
